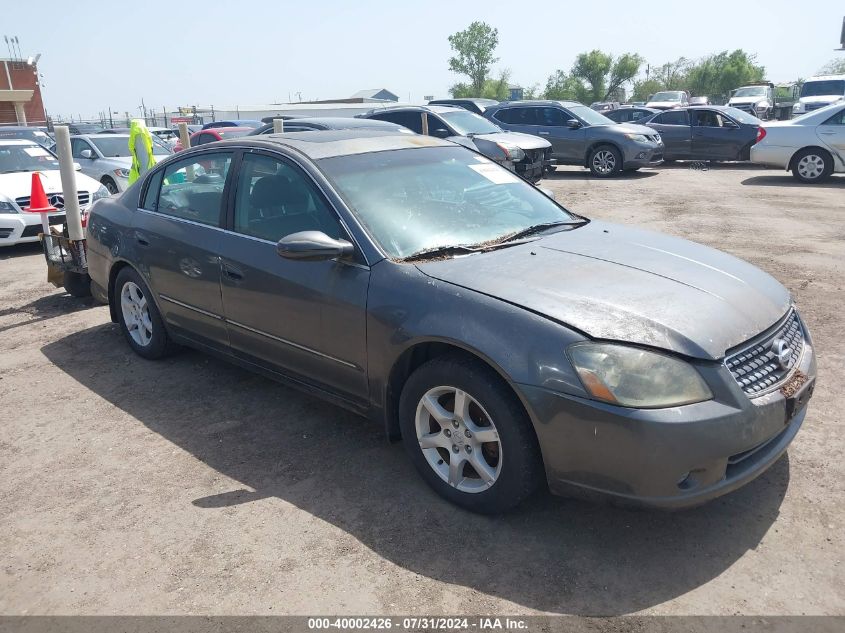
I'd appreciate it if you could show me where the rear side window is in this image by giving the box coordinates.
[494,107,536,125]
[369,111,424,133]
[151,152,233,226]
[823,109,845,125]
[655,110,689,125]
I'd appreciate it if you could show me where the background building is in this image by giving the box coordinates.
[0,57,46,126]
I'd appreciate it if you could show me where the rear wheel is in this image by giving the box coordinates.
[115,267,175,359]
[63,271,91,298]
[399,354,543,513]
[791,148,833,183]
[588,145,622,177]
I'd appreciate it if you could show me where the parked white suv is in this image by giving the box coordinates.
[792,75,845,116]
[0,140,108,246]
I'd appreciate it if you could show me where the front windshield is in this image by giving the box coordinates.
[734,87,767,98]
[569,105,615,126]
[651,91,683,102]
[318,147,579,260]
[440,110,501,135]
[0,143,60,173]
[801,80,845,97]
[722,107,762,125]
[91,136,171,157]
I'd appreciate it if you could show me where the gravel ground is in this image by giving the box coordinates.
[0,164,843,616]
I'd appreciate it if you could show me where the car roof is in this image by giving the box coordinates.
[367,104,465,115]
[78,133,130,138]
[196,126,253,133]
[0,138,38,145]
[210,129,452,160]
[287,117,406,128]
[428,98,499,105]
[491,100,582,108]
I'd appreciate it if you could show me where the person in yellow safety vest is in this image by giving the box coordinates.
[127,119,157,185]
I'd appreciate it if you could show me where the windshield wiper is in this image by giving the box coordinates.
[401,244,478,262]
[499,219,587,243]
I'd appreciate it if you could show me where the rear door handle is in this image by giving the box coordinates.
[818,130,835,135]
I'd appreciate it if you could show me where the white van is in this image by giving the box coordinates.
[793,75,845,116]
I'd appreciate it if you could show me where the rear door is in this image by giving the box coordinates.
[216,150,370,402]
[367,110,424,134]
[647,109,691,159]
[132,150,233,350]
[817,108,845,162]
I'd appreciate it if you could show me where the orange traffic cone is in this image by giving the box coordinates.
[23,172,56,213]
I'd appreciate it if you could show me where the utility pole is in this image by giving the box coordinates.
[108,106,113,128]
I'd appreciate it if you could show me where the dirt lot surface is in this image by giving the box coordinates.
[1,165,843,616]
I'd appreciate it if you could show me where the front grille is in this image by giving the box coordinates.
[15,191,90,210]
[650,134,661,143]
[19,213,66,238]
[734,104,754,113]
[725,310,804,397]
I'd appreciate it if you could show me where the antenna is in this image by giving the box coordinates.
[4,36,12,59]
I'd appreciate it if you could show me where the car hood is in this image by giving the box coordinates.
[601,122,656,136]
[0,169,103,200]
[470,131,551,150]
[415,220,790,360]
[729,97,767,105]
[800,95,844,105]
[645,102,680,110]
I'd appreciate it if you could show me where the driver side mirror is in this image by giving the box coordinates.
[276,231,355,261]
[430,128,451,138]
[566,119,582,129]
[79,149,95,159]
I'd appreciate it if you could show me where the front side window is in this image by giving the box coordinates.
[655,110,689,126]
[537,107,568,126]
[71,138,94,158]
[318,147,580,260]
[233,153,342,242]
[153,152,232,226]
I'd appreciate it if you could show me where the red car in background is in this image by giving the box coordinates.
[173,127,253,152]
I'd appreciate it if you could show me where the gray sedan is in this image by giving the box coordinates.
[85,130,815,513]
[485,100,664,177]
[68,134,172,193]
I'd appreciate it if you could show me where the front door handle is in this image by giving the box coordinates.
[818,131,835,135]
[136,234,150,247]
[222,263,244,281]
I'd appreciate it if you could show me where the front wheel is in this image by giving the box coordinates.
[114,267,175,359]
[101,177,119,195]
[399,354,543,513]
[791,148,833,183]
[588,145,622,177]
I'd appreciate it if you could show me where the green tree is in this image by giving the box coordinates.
[686,50,765,100]
[451,71,511,100]
[447,22,500,96]
[819,58,845,74]
[543,70,588,102]
[631,78,664,102]
[569,50,643,102]
[653,57,689,90]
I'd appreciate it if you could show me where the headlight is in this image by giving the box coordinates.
[495,143,525,162]
[755,101,770,111]
[624,133,649,143]
[92,184,110,201]
[793,103,804,113]
[567,343,712,408]
[113,168,130,178]
[0,199,18,214]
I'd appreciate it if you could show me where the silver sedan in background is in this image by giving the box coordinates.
[751,102,845,183]
[66,134,173,193]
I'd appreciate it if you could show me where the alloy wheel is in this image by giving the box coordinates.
[797,154,825,180]
[120,281,153,347]
[592,150,616,175]
[414,386,502,493]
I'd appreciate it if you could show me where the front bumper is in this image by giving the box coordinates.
[0,212,67,246]
[519,331,816,508]
[622,143,664,169]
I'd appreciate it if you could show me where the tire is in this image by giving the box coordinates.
[101,177,119,195]
[114,267,175,359]
[398,353,543,514]
[791,148,833,183]
[588,144,622,177]
[63,271,92,298]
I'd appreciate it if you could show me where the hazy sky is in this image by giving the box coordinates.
[5,0,844,119]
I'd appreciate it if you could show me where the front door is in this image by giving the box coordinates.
[217,151,370,402]
[132,151,234,350]
[534,106,585,162]
[691,110,743,160]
